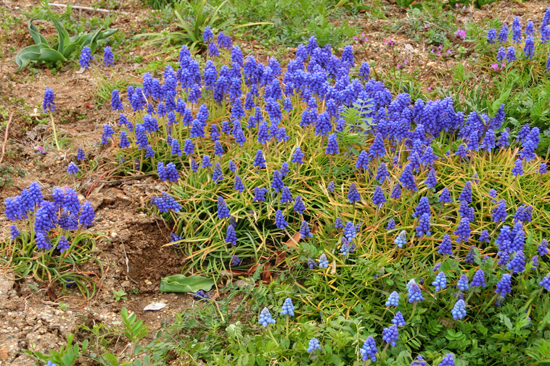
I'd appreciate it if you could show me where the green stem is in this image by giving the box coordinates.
[266,326,279,347]
[286,315,289,339]
[410,301,417,321]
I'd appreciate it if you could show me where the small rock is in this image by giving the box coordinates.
[143,303,167,311]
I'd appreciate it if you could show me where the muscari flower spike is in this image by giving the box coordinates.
[457,274,469,292]
[392,311,406,327]
[307,338,321,353]
[348,183,361,204]
[394,230,407,248]
[451,299,467,320]
[386,291,399,307]
[258,307,275,327]
[387,218,396,230]
[382,324,399,347]
[79,46,93,69]
[67,162,79,175]
[280,298,294,316]
[225,225,237,246]
[231,255,241,266]
[275,209,288,230]
[539,273,550,291]
[495,273,512,298]
[438,234,453,256]
[411,355,427,366]
[360,336,378,362]
[300,220,313,239]
[10,225,21,240]
[319,254,329,268]
[470,269,486,288]
[439,353,455,366]
[408,282,423,303]
[432,271,447,292]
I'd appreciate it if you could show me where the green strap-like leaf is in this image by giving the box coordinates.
[159,275,214,293]
[50,17,70,54]
[28,16,49,45]
[15,44,66,72]
[174,10,196,42]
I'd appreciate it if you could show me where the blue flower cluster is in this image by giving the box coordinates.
[5,183,95,251]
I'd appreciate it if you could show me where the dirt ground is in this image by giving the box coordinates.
[1,0,549,364]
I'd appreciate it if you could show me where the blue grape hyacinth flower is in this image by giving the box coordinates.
[43,88,56,112]
[386,291,399,307]
[411,355,427,366]
[348,183,361,204]
[79,46,93,69]
[225,225,237,246]
[343,221,356,241]
[104,46,114,67]
[382,324,399,347]
[439,353,455,366]
[275,210,288,229]
[457,274,469,291]
[67,162,79,175]
[294,195,306,215]
[10,225,20,240]
[300,220,313,239]
[438,234,453,255]
[394,230,407,248]
[307,338,321,353]
[254,150,266,169]
[451,300,467,320]
[432,271,447,292]
[539,273,550,291]
[319,254,329,268]
[495,273,512,298]
[258,307,275,327]
[392,311,406,327]
[360,336,378,362]
[408,282,423,303]
[280,298,294,316]
[217,196,230,219]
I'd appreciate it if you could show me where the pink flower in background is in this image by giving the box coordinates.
[35,146,45,154]
[397,64,402,69]
[384,39,394,47]
[428,86,432,91]
[491,63,499,71]
[454,29,466,40]
[353,32,368,44]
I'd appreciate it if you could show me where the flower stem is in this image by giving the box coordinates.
[267,325,279,347]
[286,314,289,339]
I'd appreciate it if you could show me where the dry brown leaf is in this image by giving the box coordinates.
[247,263,260,276]
[331,258,337,274]
[285,231,300,248]
[311,221,319,233]
[275,251,287,266]
[262,263,272,283]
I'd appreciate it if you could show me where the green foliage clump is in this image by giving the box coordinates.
[15,14,117,72]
